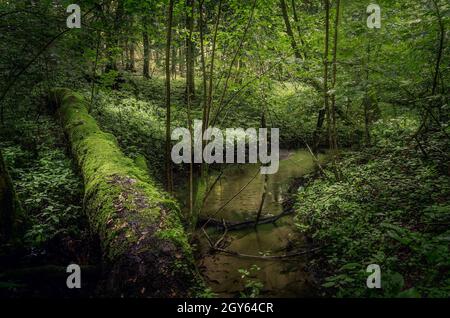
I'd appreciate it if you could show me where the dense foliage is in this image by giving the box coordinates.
[295,117,450,297]
[0,0,448,298]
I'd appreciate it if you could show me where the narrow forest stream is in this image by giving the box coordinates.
[194,149,326,297]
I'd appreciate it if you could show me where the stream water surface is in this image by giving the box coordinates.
[195,149,326,297]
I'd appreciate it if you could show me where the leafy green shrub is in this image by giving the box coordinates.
[295,118,450,297]
[1,116,84,247]
[238,265,264,298]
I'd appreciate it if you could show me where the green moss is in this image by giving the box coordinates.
[134,154,149,172]
[52,88,200,294]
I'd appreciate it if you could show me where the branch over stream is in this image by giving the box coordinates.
[198,208,294,231]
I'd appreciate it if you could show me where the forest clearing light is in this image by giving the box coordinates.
[171,120,279,174]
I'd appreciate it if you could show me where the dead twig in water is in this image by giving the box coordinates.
[199,169,225,214]
[199,208,295,231]
[201,223,322,260]
[214,218,228,248]
[201,227,214,247]
[304,140,329,179]
[213,246,322,260]
[201,169,260,230]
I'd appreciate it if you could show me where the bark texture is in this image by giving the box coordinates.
[50,88,201,297]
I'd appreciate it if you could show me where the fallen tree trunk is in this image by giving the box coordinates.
[50,88,201,297]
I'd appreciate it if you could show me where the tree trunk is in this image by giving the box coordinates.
[431,0,444,96]
[142,16,151,79]
[199,0,208,133]
[185,0,196,99]
[179,47,186,78]
[171,44,177,80]
[279,0,303,60]
[211,0,257,127]
[165,0,175,193]
[126,16,136,72]
[364,43,372,145]
[129,42,136,72]
[291,0,307,58]
[312,108,326,151]
[186,1,195,223]
[322,0,330,153]
[205,0,223,131]
[106,0,124,72]
[255,111,268,226]
[330,0,341,179]
[50,88,200,297]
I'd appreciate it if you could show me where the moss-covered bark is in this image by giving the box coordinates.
[51,88,201,297]
[0,149,24,245]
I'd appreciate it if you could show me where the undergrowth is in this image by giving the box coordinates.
[295,117,450,297]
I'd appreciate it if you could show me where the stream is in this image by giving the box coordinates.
[195,149,326,297]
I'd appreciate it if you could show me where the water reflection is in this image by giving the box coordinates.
[197,149,326,297]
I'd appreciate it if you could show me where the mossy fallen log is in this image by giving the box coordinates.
[50,88,201,297]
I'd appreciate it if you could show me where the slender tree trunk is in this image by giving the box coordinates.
[142,16,151,79]
[431,0,444,96]
[171,44,177,80]
[122,40,127,69]
[211,0,257,127]
[165,0,175,193]
[283,0,321,151]
[428,0,445,126]
[255,111,268,226]
[180,47,186,77]
[330,0,341,180]
[291,0,307,57]
[126,16,136,72]
[186,0,195,222]
[199,0,208,132]
[411,1,446,137]
[364,43,372,145]
[279,0,303,60]
[106,0,124,72]
[186,0,196,99]
[323,0,331,154]
[205,0,223,132]
[312,109,326,151]
[198,0,209,177]
[129,42,136,72]
[89,31,101,113]
[312,0,332,153]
